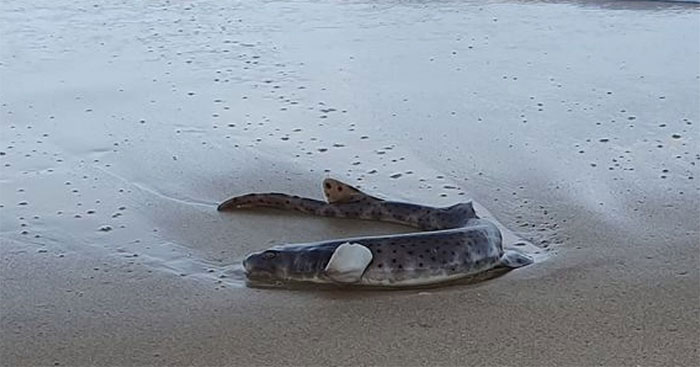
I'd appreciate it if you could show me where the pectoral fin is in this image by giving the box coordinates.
[324,242,373,284]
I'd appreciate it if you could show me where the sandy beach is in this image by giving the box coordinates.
[1,0,698,365]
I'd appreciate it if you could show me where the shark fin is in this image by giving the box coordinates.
[324,242,373,284]
[501,249,534,269]
[322,178,383,204]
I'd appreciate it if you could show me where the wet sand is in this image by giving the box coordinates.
[1,0,698,366]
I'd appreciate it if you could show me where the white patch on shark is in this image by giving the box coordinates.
[324,242,373,283]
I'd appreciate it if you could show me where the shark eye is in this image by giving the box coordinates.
[263,251,277,260]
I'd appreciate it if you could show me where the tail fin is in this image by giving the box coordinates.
[501,249,534,269]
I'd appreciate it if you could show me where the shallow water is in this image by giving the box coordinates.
[1,0,698,280]
[6,0,658,285]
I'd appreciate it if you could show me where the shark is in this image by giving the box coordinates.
[218,178,533,287]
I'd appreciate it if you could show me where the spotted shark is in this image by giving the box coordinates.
[218,178,533,287]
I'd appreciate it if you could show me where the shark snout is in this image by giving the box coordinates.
[242,253,260,274]
[242,256,252,273]
[241,251,278,278]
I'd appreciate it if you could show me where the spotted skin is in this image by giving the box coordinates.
[220,178,532,286]
[218,182,476,231]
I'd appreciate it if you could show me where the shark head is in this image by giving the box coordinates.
[242,245,333,282]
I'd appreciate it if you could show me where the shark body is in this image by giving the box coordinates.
[219,178,533,287]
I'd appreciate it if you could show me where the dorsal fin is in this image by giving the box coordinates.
[322,178,383,204]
